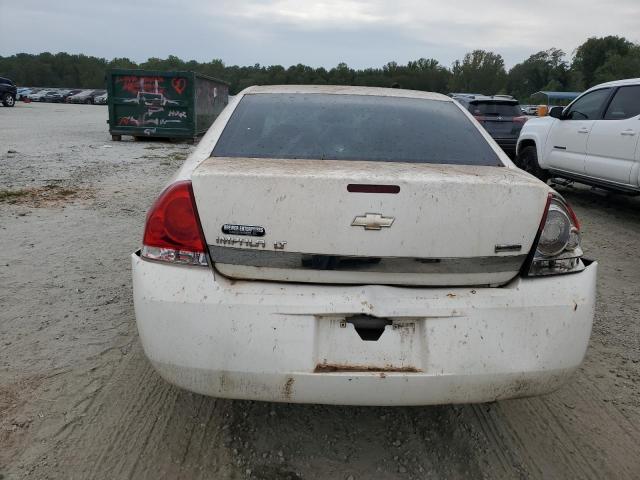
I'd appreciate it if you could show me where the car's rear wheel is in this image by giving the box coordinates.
[2,94,15,107]
[517,146,549,182]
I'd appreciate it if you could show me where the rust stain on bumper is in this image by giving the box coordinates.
[282,377,295,400]
[314,363,421,373]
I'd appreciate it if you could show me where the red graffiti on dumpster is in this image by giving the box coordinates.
[118,76,166,95]
[171,78,187,95]
[118,116,139,126]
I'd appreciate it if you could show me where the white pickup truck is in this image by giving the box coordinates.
[516,78,640,193]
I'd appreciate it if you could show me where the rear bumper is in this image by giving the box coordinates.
[132,254,597,406]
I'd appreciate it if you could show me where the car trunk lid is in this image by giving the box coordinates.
[190,157,549,286]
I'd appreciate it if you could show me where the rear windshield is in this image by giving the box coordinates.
[469,102,521,117]
[212,93,502,166]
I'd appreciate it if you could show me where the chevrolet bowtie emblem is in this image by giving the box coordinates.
[351,213,395,230]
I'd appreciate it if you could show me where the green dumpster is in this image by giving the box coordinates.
[106,69,229,141]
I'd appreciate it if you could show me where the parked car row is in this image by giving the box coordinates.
[13,86,107,104]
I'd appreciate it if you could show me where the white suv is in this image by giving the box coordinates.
[516,78,640,193]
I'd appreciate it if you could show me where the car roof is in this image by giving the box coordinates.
[456,94,518,103]
[588,78,640,91]
[240,85,452,102]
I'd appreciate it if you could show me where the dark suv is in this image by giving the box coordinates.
[453,95,528,158]
[0,76,17,107]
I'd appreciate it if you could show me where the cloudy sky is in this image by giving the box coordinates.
[2,0,639,68]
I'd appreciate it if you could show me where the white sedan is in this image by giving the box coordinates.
[132,85,596,406]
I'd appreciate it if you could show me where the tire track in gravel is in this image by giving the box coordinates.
[39,347,235,480]
[467,403,531,478]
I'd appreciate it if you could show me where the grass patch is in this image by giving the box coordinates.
[139,151,188,162]
[0,189,28,201]
[167,152,188,161]
[0,184,92,207]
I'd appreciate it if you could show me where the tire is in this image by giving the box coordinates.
[2,94,15,107]
[111,135,122,141]
[516,146,549,182]
[85,98,93,105]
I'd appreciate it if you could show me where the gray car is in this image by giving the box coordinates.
[67,89,105,104]
[454,95,528,158]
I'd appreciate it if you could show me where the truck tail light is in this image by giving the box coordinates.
[141,180,208,266]
[513,116,529,124]
[525,193,583,276]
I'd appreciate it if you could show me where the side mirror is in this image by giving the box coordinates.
[549,106,565,119]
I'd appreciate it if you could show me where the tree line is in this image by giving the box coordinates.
[1,36,639,102]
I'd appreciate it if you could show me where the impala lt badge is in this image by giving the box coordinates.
[216,236,266,248]
[351,213,395,230]
[274,241,287,250]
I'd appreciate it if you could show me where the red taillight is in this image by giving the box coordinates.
[563,200,580,230]
[537,192,553,231]
[473,115,486,122]
[513,116,529,124]
[141,180,208,266]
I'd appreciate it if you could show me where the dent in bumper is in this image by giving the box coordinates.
[132,253,597,405]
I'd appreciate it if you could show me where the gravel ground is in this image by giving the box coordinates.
[1,102,639,479]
